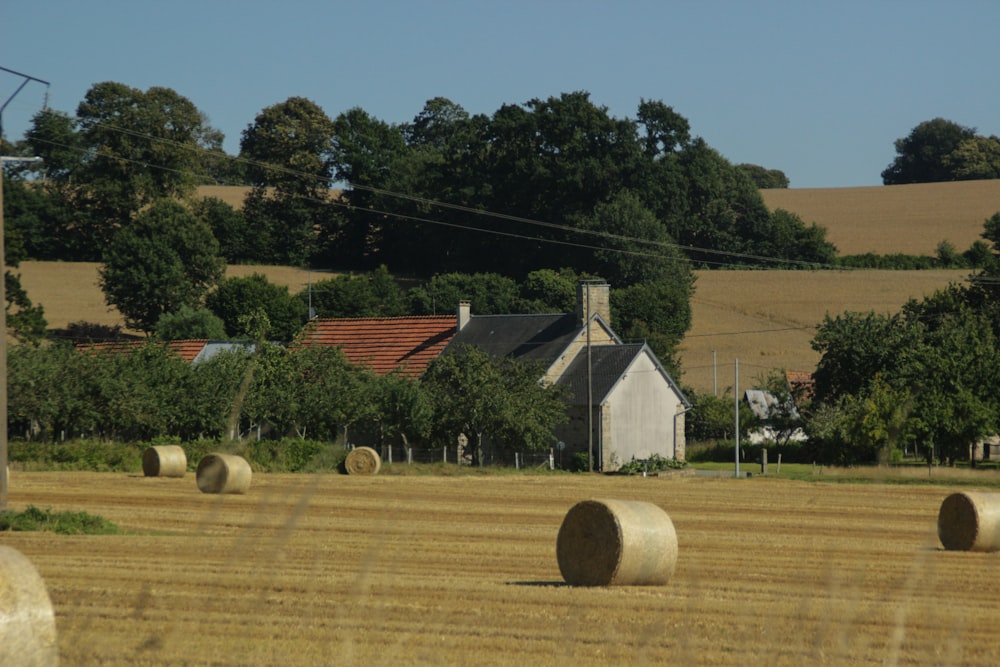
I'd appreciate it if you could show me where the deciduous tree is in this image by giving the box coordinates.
[100,200,224,333]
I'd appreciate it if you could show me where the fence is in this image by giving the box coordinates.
[372,445,557,470]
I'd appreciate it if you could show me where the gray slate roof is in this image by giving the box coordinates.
[446,313,582,365]
[555,344,644,406]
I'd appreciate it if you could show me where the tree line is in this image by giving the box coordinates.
[9,338,566,463]
[4,80,999,464]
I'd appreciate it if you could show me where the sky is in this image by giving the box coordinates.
[1,1,997,189]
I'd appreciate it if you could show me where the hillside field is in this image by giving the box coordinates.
[6,470,1000,665]
[760,179,1000,256]
[16,262,970,393]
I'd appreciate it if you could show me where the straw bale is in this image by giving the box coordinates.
[938,491,1000,551]
[556,498,678,586]
[196,453,252,494]
[345,447,381,475]
[0,546,58,666]
[142,445,187,478]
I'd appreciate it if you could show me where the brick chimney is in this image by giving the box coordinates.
[576,282,611,326]
[457,300,471,330]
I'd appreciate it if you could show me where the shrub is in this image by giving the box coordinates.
[617,454,687,474]
[0,506,122,535]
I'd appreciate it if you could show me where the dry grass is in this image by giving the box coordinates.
[8,471,1000,665]
[679,269,969,393]
[761,179,1000,256]
[16,262,319,334]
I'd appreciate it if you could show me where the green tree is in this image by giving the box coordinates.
[326,107,410,267]
[100,200,225,333]
[239,97,338,265]
[190,196,251,264]
[810,311,920,405]
[243,345,369,441]
[943,136,1000,180]
[882,118,977,185]
[155,305,227,340]
[304,266,408,319]
[408,272,521,316]
[749,209,837,266]
[74,82,222,249]
[571,191,691,286]
[423,345,567,464]
[686,389,753,442]
[206,273,306,343]
[518,268,581,313]
[755,370,806,449]
[611,279,693,373]
[363,371,434,450]
[736,163,790,189]
[2,172,47,343]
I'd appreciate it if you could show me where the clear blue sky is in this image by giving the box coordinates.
[2,1,996,188]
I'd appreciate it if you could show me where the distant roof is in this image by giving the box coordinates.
[744,389,800,420]
[297,316,456,377]
[76,339,255,363]
[446,313,582,365]
[78,339,208,362]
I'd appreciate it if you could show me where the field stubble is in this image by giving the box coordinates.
[4,472,1000,665]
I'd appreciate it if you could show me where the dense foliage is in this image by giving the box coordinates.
[882,118,1000,184]
[804,214,1000,465]
[8,341,568,457]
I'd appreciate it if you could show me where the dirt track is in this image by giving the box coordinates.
[3,471,999,666]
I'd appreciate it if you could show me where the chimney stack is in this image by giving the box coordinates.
[457,300,471,330]
[577,282,611,326]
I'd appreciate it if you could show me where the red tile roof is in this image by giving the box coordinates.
[77,339,209,362]
[297,317,456,377]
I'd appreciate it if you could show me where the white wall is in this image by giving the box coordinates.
[603,353,679,467]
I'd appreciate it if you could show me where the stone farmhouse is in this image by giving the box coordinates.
[299,282,690,470]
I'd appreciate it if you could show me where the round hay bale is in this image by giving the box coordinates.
[142,445,187,478]
[196,453,252,494]
[345,447,381,475]
[938,491,1000,551]
[556,498,678,586]
[0,545,58,667]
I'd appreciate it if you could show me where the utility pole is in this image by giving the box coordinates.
[0,155,43,511]
[0,66,50,511]
[0,66,50,144]
[734,358,740,478]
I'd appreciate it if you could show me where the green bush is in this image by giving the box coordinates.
[686,440,812,464]
[10,439,143,472]
[0,506,122,535]
[617,454,687,474]
[244,438,347,472]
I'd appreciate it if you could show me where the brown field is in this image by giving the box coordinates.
[5,471,1000,665]
[15,262,970,393]
[16,262,319,334]
[761,180,1000,256]
[678,269,969,393]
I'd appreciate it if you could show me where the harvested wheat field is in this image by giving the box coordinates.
[761,180,1000,256]
[678,269,968,393]
[16,262,321,334]
[3,471,1000,666]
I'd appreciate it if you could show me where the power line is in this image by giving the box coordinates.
[15,114,854,271]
